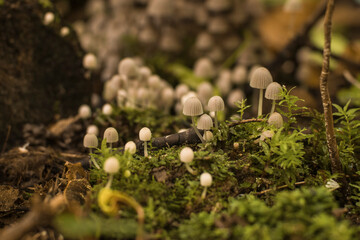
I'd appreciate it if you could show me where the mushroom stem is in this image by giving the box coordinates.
[106,174,114,188]
[89,148,100,169]
[192,116,205,143]
[214,111,219,129]
[185,163,197,175]
[258,89,264,117]
[201,186,208,200]
[144,141,148,157]
[270,100,276,115]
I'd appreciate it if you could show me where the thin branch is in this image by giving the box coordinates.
[319,0,347,192]
[343,70,360,89]
[253,181,306,195]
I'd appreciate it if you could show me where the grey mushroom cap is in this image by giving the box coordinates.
[83,133,98,148]
[183,97,204,116]
[268,112,284,128]
[208,96,225,112]
[249,67,273,89]
[103,127,119,143]
[265,82,283,100]
[197,114,213,130]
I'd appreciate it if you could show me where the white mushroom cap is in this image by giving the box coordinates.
[139,66,152,82]
[200,172,213,187]
[232,65,247,84]
[203,131,214,141]
[206,0,231,13]
[83,133,98,148]
[147,0,175,19]
[195,32,214,51]
[87,125,99,136]
[161,87,175,105]
[148,75,161,89]
[124,141,137,155]
[265,82,283,100]
[250,67,273,89]
[60,27,70,37]
[139,127,152,141]
[183,97,204,116]
[197,114,213,130]
[104,157,120,174]
[208,16,229,35]
[216,71,232,96]
[83,53,98,70]
[197,82,213,105]
[227,89,245,108]
[103,81,118,102]
[118,58,139,80]
[175,84,190,100]
[102,103,113,115]
[260,130,274,141]
[180,147,194,163]
[78,104,92,119]
[103,127,119,143]
[208,96,225,112]
[268,112,284,128]
[43,12,55,25]
[194,58,215,79]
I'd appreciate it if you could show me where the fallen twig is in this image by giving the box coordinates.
[253,181,306,195]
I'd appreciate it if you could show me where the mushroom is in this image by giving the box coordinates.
[249,67,273,117]
[183,97,205,143]
[87,125,99,136]
[268,112,284,128]
[203,131,214,142]
[197,114,213,142]
[102,103,113,116]
[118,58,139,80]
[104,157,120,188]
[200,172,213,200]
[83,133,100,169]
[103,127,119,149]
[78,104,92,119]
[208,96,225,129]
[60,27,70,37]
[139,127,152,157]
[265,82,283,114]
[194,58,215,79]
[180,147,197,175]
[43,12,55,25]
[197,82,213,107]
[124,141,137,155]
[83,53,98,70]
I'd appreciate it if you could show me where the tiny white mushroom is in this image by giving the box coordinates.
[180,147,197,175]
[197,114,213,134]
[249,67,273,117]
[203,131,214,142]
[43,12,55,25]
[183,97,205,143]
[60,27,70,37]
[104,157,120,188]
[200,172,213,199]
[78,104,92,119]
[102,103,113,116]
[124,141,137,155]
[103,127,119,149]
[265,82,283,114]
[268,112,284,128]
[87,125,99,136]
[208,96,225,129]
[83,53,98,70]
[139,127,152,157]
[83,133,100,169]
[118,58,139,80]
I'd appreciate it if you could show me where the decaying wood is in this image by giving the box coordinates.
[0,195,66,240]
[319,0,347,192]
[135,119,263,152]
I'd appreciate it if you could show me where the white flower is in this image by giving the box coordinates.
[325,179,340,191]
